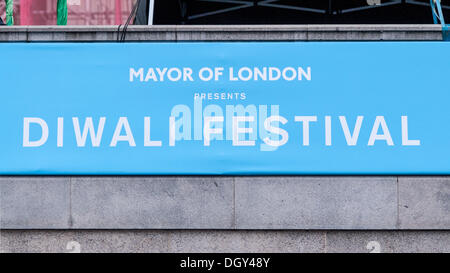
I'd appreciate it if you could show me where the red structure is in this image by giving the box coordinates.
[1,0,134,25]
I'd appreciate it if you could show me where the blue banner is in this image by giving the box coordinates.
[0,42,449,175]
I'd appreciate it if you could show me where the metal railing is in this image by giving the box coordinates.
[430,0,449,40]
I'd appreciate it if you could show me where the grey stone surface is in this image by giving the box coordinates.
[235,177,398,229]
[399,177,450,229]
[166,230,324,253]
[0,230,169,253]
[0,25,443,42]
[1,230,449,253]
[71,177,234,229]
[0,177,70,229]
[0,29,27,41]
[1,176,450,230]
[326,231,450,253]
[0,230,324,253]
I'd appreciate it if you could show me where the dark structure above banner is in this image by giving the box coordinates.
[134,0,450,25]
